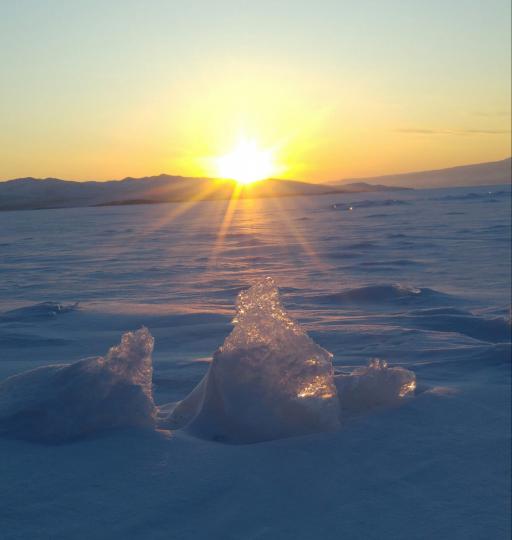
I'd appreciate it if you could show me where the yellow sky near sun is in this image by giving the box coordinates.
[1,66,509,183]
[0,2,510,182]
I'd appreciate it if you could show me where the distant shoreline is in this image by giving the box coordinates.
[0,176,412,212]
[0,187,384,212]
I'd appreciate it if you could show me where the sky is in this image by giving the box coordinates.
[0,0,510,182]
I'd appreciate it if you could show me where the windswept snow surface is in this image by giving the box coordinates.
[0,184,510,539]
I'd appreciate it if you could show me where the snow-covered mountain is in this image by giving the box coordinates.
[334,157,511,188]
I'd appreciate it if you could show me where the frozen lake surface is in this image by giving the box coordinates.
[0,185,510,539]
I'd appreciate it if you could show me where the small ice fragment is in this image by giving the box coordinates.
[335,358,416,415]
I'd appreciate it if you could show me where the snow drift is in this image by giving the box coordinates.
[314,284,453,306]
[0,327,155,442]
[161,278,416,443]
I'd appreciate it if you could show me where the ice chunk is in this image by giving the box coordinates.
[335,359,416,415]
[0,327,155,443]
[165,277,340,443]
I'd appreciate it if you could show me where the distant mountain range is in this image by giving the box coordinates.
[0,175,406,212]
[333,157,511,189]
[1,157,509,211]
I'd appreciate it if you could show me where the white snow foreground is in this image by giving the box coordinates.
[0,327,155,443]
[0,279,416,444]
[160,278,416,443]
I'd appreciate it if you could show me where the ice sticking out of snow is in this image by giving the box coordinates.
[161,278,416,443]
[0,327,155,443]
[0,281,417,445]
[163,277,341,443]
[335,359,416,415]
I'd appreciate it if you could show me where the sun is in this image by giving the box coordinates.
[215,138,277,185]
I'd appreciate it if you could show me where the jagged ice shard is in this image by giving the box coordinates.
[163,277,341,443]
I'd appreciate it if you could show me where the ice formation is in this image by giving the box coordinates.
[335,359,416,414]
[163,277,341,443]
[0,281,417,445]
[0,327,155,442]
[162,279,417,442]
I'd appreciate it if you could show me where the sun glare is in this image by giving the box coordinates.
[215,138,277,185]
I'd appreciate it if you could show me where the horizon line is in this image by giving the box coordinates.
[1,155,510,184]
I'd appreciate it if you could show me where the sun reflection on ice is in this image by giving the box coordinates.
[297,375,336,399]
[399,380,417,397]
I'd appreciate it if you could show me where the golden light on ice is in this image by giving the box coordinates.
[399,380,417,397]
[297,375,336,400]
[215,138,277,185]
